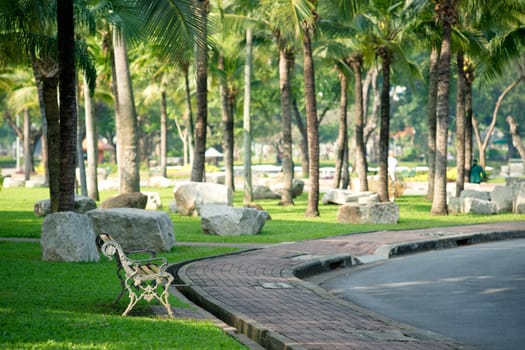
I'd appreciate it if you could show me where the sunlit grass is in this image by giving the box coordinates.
[0,241,245,350]
[2,185,525,242]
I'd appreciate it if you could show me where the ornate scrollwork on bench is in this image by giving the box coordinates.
[96,233,174,317]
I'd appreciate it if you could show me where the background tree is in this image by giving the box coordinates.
[191,0,210,182]
[430,0,458,215]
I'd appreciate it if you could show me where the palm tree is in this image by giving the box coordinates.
[0,0,96,212]
[191,0,209,182]
[82,71,99,201]
[1,69,41,180]
[332,61,350,190]
[426,46,438,200]
[360,0,419,202]
[430,0,458,215]
[301,1,321,217]
[455,52,466,197]
[242,26,254,203]
[112,25,140,193]
[57,0,78,211]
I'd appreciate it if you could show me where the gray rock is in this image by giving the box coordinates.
[269,178,305,198]
[100,192,148,209]
[447,197,464,215]
[292,178,305,197]
[200,204,269,235]
[253,185,280,200]
[143,191,162,210]
[41,212,99,262]
[174,182,233,216]
[205,172,225,184]
[322,190,379,205]
[460,189,491,201]
[322,189,353,205]
[168,199,177,213]
[4,177,25,187]
[505,177,525,187]
[147,176,176,187]
[337,202,399,225]
[463,198,497,215]
[490,185,516,213]
[34,196,97,217]
[87,208,175,252]
[513,183,525,214]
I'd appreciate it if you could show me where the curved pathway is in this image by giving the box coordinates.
[172,222,525,350]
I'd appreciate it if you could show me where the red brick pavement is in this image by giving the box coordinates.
[174,222,525,350]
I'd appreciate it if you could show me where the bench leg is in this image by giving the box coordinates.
[121,274,174,317]
[158,274,174,317]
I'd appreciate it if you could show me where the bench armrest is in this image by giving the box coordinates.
[127,256,169,270]
[125,249,157,258]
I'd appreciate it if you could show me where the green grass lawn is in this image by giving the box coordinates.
[2,185,524,241]
[1,184,524,349]
[0,241,244,350]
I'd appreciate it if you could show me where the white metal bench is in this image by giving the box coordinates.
[96,233,174,317]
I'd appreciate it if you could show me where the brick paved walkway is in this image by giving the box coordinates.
[172,222,525,350]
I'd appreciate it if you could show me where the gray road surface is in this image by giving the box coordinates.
[321,239,525,350]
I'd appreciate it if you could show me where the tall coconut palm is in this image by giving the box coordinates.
[430,0,458,215]
[191,0,209,182]
[299,1,321,217]
[455,52,466,197]
[112,26,140,193]
[57,0,78,211]
[259,0,298,206]
[242,26,254,203]
[1,69,41,180]
[360,0,420,202]
[0,0,96,212]
[426,46,438,200]
[0,0,60,210]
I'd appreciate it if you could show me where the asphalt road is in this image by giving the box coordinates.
[320,239,525,350]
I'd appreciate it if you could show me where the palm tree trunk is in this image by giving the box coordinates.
[464,78,473,183]
[426,47,438,200]
[57,0,77,211]
[455,52,466,197]
[83,74,99,201]
[378,52,392,202]
[42,75,60,212]
[191,0,209,183]
[113,28,140,193]
[160,89,168,178]
[333,69,348,189]
[243,27,253,203]
[292,98,309,177]
[303,30,320,217]
[32,70,49,186]
[350,55,368,192]
[219,55,235,192]
[279,47,294,205]
[183,65,195,166]
[23,109,31,181]
[431,17,453,216]
[76,85,87,197]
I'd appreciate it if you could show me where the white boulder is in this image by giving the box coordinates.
[337,202,399,225]
[200,204,269,236]
[41,212,99,262]
[174,182,233,216]
[87,208,175,252]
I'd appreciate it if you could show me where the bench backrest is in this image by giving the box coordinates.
[96,233,130,271]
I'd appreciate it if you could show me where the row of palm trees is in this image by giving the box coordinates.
[1,0,524,216]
